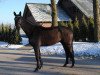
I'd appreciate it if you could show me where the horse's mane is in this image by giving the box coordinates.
[37,25,69,31]
[22,17,69,31]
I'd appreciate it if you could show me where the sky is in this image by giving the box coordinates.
[0,0,58,24]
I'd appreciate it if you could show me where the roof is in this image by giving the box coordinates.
[71,0,100,17]
[26,3,71,22]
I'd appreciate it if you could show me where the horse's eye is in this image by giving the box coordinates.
[14,17,17,20]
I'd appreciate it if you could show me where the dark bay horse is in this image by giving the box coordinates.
[14,12,75,72]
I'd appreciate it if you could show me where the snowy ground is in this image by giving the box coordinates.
[0,37,28,50]
[0,37,100,57]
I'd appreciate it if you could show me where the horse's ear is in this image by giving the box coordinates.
[19,11,21,16]
[14,12,16,16]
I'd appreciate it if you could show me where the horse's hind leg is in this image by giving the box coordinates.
[60,41,69,67]
[61,41,75,67]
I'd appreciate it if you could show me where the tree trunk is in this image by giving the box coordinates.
[93,0,100,42]
[51,0,58,27]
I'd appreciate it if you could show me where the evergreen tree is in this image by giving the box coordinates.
[0,25,2,41]
[67,19,73,31]
[5,26,8,42]
[88,17,94,42]
[15,30,21,44]
[0,24,21,44]
[80,16,88,41]
[1,23,5,41]
[73,17,80,41]
[11,28,22,44]
[58,21,67,27]
[8,25,12,44]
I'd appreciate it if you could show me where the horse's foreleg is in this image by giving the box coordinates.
[39,49,43,69]
[33,45,42,72]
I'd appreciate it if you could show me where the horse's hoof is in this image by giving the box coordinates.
[63,64,67,67]
[34,68,39,72]
[63,65,66,67]
[39,62,43,69]
[39,66,43,69]
[70,65,74,68]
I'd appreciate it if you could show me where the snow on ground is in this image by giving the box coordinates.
[0,37,100,57]
[30,42,100,57]
[73,42,100,57]
[0,37,29,50]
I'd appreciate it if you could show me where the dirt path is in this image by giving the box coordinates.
[0,46,100,75]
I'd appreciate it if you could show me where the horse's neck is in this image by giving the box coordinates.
[20,19,35,38]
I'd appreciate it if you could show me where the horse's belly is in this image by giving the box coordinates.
[41,40,59,46]
[41,35,61,46]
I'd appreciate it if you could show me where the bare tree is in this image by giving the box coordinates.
[51,0,58,26]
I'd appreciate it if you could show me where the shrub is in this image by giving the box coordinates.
[0,24,22,44]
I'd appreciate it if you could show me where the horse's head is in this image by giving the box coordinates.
[13,11,22,30]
